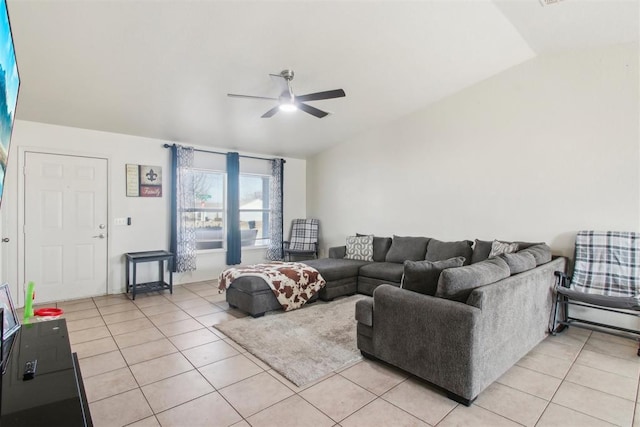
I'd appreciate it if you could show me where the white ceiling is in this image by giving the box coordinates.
[7,0,639,159]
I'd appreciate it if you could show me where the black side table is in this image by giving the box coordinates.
[125,250,174,300]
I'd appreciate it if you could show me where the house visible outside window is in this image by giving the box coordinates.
[239,173,271,247]
[187,169,226,251]
[186,168,270,251]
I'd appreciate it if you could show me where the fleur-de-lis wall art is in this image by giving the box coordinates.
[126,164,162,197]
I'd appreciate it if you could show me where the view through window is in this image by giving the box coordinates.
[187,168,271,250]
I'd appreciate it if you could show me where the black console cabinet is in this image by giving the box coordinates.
[1,319,92,426]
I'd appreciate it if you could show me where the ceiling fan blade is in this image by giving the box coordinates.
[227,93,278,101]
[296,89,346,103]
[261,105,280,118]
[297,102,329,118]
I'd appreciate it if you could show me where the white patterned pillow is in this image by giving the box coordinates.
[345,235,374,261]
[489,240,519,257]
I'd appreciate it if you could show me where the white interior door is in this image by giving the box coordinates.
[24,152,108,303]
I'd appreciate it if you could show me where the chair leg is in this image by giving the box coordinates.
[551,294,559,335]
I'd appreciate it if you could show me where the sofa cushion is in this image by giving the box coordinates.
[472,239,544,264]
[471,239,493,264]
[489,240,519,257]
[425,239,473,265]
[304,258,369,281]
[401,257,465,296]
[499,252,536,275]
[515,241,545,250]
[385,236,430,263]
[359,262,404,283]
[357,234,393,262]
[329,246,346,259]
[436,257,510,302]
[345,235,374,261]
[519,244,552,266]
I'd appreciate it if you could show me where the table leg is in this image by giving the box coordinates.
[159,260,164,287]
[126,258,130,293]
[132,262,137,300]
[168,257,173,294]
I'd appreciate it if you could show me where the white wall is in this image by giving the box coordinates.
[308,43,639,258]
[2,121,306,305]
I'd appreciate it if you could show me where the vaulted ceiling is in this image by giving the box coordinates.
[7,0,639,159]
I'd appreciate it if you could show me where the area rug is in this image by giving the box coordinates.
[214,294,366,387]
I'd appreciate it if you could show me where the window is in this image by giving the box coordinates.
[186,169,225,250]
[240,173,271,247]
[185,168,271,251]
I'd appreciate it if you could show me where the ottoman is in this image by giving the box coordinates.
[226,276,319,318]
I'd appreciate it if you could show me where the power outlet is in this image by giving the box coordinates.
[114,218,127,226]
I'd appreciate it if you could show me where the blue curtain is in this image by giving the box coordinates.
[226,152,241,265]
[266,159,284,260]
[169,144,197,272]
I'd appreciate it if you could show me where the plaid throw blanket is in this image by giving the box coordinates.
[218,262,326,311]
[289,219,319,251]
[572,231,640,297]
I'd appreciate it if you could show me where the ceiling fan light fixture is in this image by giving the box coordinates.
[279,103,297,112]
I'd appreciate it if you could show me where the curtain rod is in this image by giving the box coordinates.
[163,144,285,163]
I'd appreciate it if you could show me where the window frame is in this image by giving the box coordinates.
[239,172,271,248]
[186,167,227,253]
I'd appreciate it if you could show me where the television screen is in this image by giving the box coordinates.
[0,0,19,209]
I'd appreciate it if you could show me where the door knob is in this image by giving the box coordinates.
[92,234,105,239]
[1,238,8,243]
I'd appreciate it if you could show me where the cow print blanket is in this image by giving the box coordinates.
[218,262,326,311]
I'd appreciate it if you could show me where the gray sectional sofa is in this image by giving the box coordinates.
[225,234,563,405]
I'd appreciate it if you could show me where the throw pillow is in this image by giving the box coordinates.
[436,257,510,302]
[357,233,393,262]
[519,244,552,266]
[385,235,430,263]
[499,252,536,275]
[401,257,465,296]
[488,240,519,258]
[425,239,473,265]
[344,235,374,261]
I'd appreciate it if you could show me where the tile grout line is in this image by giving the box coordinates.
[537,328,638,426]
[87,287,258,424]
[529,329,590,427]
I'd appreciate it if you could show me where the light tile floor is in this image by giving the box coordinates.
[26,281,640,427]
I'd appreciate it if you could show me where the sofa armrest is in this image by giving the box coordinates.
[355,297,373,326]
[371,284,482,399]
[329,246,346,259]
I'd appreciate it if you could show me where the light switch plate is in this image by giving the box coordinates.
[114,218,127,226]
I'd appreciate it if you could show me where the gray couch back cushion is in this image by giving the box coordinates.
[499,252,536,275]
[436,256,510,302]
[359,262,404,282]
[385,236,430,263]
[471,239,493,264]
[519,244,552,266]
[472,239,546,264]
[402,257,465,296]
[425,239,473,265]
[357,234,393,262]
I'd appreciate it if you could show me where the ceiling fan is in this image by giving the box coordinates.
[227,69,346,118]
